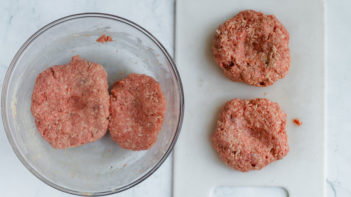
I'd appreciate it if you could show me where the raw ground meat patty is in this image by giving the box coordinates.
[212,10,290,87]
[109,73,166,150]
[212,98,289,172]
[31,55,110,149]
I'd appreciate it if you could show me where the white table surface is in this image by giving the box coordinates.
[0,0,350,196]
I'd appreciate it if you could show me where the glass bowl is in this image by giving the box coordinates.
[1,13,184,196]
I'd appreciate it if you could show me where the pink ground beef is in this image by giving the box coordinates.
[31,56,109,149]
[96,34,113,44]
[212,10,290,87]
[109,74,166,151]
[212,98,289,172]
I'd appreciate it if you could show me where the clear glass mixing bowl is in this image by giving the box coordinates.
[1,13,184,196]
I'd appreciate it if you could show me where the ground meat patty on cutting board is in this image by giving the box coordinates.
[212,10,290,87]
[212,98,289,172]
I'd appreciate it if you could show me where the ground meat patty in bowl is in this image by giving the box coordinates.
[212,10,290,87]
[109,73,166,151]
[31,55,110,149]
[212,98,289,172]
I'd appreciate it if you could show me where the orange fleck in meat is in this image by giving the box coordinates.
[96,34,113,43]
[293,118,302,126]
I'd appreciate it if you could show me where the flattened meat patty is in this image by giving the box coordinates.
[212,10,290,87]
[212,98,289,172]
[109,74,166,150]
[31,55,110,149]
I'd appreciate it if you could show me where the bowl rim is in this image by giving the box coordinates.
[1,12,184,196]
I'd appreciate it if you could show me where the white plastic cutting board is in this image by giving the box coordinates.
[174,0,325,196]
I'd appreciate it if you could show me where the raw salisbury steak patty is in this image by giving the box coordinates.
[109,73,166,150]
[212,98,289,172]
[31,56,110,149]
[212,10,290,87]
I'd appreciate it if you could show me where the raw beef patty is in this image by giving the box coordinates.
[212,10,290,87]
[109,73,166,151]
[212,98,289,172]
[31,55,110,149]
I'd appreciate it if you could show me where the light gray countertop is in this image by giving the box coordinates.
[0,0,349,196]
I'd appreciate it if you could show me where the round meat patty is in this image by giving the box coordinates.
[109,73,166,150]
[212,98,289,172]
[31,55,110,149]
[212,10,290,87]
